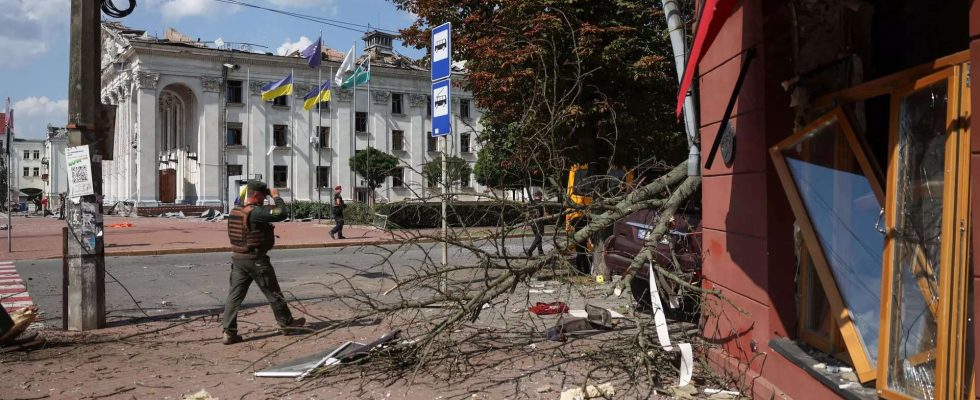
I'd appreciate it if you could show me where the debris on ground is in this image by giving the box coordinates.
[703,388,741,398]
[535,385,553,393]
[107,223,133,228]
[0,305,40,345]
[559,383,615,400]
[183,389,218,400]
[256,341,364,378]
[546,317,613,342]
[528,302,568,315]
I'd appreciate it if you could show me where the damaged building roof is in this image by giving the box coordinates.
[102,23,427,71]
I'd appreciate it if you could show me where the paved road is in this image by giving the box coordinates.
[15,237,554,327]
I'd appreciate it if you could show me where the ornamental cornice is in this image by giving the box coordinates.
[371,90,390,105]
[201,76,222,92]
[408,93,427,108]
[335,88,353,102]
[136,71,159,90]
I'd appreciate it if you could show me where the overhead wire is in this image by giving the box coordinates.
[211,0,401,35]
[101,0,136,18]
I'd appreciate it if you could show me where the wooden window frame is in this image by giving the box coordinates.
[876,64,972,400]
[770,107,885,383]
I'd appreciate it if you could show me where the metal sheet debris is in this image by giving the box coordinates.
[255,341,362,378]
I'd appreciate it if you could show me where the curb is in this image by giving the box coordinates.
[37,232,539,260]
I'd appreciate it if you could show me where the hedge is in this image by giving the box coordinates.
[282,200,562,229]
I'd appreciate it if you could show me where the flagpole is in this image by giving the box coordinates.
[367,53,372,206]
[350,41,356,198]
[289,68,295,220]
[245,66,251,181]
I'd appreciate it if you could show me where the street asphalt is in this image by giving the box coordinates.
[15,237,553,327]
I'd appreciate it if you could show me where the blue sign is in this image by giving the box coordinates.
[432,79,451,137]
[431,22,451,82]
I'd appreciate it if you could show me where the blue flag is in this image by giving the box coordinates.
[300,36,322,68]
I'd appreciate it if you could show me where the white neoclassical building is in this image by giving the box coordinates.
[99,23,483,209]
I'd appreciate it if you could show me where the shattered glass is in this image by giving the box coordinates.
[884,81,947,400]
[780,117,883,366]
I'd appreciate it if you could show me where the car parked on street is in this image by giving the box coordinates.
[602,202,702,318]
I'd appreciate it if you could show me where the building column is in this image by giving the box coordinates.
[135,72,160,207]
[334,88,354,197]
[197,85,222,206]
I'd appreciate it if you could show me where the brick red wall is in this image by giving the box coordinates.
[970,2,980,396]
[697,3,834,399]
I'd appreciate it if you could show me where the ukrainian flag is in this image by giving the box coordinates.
[260,73,294,101]
[302,80,331,111]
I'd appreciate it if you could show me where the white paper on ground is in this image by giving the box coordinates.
[649,263,694,387]
[568,309,626,319]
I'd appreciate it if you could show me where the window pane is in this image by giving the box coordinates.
[884,80,947,399]
[392,130,404,151]
[802,253,834,339]
[356,112,367,132]
[273,166,288,188]
[227,164,243,176]
[779,117,883,365]
[317,166,330,188]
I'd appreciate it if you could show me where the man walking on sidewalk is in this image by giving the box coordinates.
[222,181,305,345]
[329,185,346,239]
[526,191,546,257]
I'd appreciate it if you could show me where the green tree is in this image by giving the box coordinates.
[390,0,687,169]
[423,156,472,189]
[349,147,399,204]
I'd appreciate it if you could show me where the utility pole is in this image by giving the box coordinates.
[662,0,700,177]
[66,0,106,330]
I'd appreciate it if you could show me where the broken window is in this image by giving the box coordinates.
[273,125,288,147]
[771,108,885,382]
[427,133,437,152]
[391,130,404,151]
[877,67,972,400]
[273,165,288,188]
[779,52,974,399]
[355,112,367,133]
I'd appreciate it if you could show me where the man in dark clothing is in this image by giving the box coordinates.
[526,191,546,256]
[222,180,305,345]
[329,185,346,239]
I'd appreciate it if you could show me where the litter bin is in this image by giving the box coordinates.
[18,202,26,212]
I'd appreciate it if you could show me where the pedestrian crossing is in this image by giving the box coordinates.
[0,261,34,312]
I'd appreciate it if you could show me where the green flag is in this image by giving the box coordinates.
[340,61,370,89]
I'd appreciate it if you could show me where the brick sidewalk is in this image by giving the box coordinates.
[0,215,402,261]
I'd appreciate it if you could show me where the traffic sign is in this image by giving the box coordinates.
[431,22,451,82]
[432,79,451,136]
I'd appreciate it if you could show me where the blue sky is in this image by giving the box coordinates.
[0,0,424,140]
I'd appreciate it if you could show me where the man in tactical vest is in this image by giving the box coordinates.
[222,180,305,345]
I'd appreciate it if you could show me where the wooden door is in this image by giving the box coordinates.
[159,169,176,204]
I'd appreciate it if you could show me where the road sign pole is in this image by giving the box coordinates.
[431,22,452,293]
[441,135,448,270]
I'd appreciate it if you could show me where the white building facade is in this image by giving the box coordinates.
[43,127,69,208]
[9,139,45,205]
[99,24,483,208]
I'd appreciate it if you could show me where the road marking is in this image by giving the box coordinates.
[0,262,36,314]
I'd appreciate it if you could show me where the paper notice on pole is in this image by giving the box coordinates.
[649,263,694,387]
[65,145,94,198]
